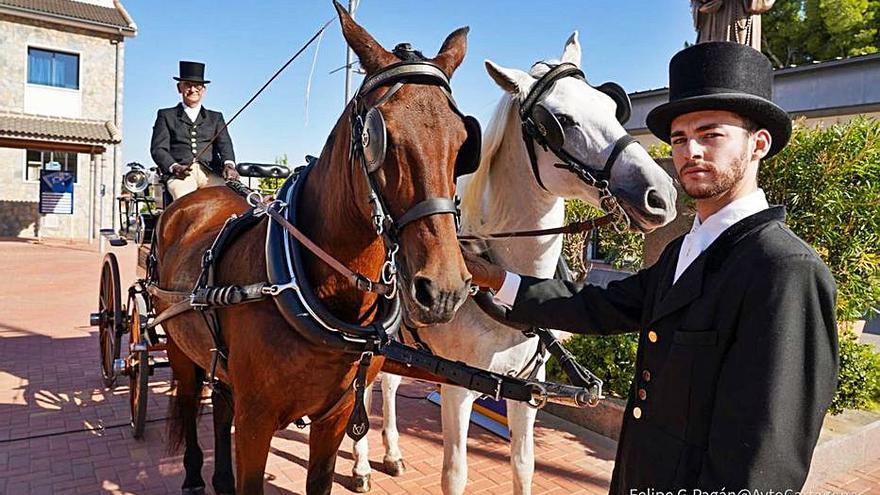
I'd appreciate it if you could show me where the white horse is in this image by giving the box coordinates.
[351,32,677,494]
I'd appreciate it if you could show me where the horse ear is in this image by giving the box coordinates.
[432,27,469,77]
[484,60,533,96]
[333,1,395,74]
[561,31,582,67]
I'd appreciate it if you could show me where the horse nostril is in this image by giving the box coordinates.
[646,188,667,212]
[413,276,437,309]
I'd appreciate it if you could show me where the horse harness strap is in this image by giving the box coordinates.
[520,66,637,187]
[465,247,605,395]
[265,207,395,296]
[381,340,599,408]
[457,215,616,240]
[518,61,634,232]
[351,61,480,242]
[396,197,460,232]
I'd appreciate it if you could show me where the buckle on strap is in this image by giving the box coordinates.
[261,281,298,296]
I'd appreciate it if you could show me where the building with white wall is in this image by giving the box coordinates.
[0,0,136,240]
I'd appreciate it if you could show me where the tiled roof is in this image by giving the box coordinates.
[0,0,135,31]
[0,112,121,144]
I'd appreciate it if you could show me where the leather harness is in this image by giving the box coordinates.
[519,62,634,233]
[143,61,606,441]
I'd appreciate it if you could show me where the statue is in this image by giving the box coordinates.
[692,0,776,50]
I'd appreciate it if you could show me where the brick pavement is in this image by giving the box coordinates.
[0,239,878,494]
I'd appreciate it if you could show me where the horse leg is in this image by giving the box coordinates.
[506,363,544,495]
[351,382,375,493]
[166,340,207,494]
[440,386,478,495]
[506,399,538,495]
[307,413,350,495]
[211,382,235,495]
[233,406,276,495]
[380,373,405,476]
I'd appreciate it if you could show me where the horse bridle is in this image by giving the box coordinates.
[347,61,476,296]
[519,62,634,231]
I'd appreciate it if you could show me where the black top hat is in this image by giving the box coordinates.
[646,42,791,159]
[173,61,210,84]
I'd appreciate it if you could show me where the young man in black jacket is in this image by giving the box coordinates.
[465,42,838,493]
[150,61,238,200]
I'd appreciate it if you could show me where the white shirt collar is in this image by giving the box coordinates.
[672,188,769,284]
[182,103,202,122]
[688,188,769,250]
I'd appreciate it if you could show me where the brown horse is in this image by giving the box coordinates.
[152,4,473,494]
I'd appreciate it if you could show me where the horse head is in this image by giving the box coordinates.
[483,32,677,233]
[334,2,472,325]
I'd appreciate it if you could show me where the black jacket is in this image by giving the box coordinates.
[150,103,235,175]
[508,207,838,493]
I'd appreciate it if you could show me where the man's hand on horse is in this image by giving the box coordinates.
[222,162,240,181]
[461,250,506,293]
[170,163,192,179]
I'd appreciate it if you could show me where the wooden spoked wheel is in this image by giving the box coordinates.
[128,292,149,439]
[97,253,124,388]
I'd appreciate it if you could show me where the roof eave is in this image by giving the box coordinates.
[0,5,137,38]
[0,131,120,145]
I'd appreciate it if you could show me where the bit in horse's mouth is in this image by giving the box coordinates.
[621,204,663,234]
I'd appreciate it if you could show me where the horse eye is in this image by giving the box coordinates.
[556,114,575,127]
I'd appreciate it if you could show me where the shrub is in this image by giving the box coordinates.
[562,200,644,274]
[830,330,880,414]
[559,144,673,274]
[760,117,880,322]
[546,333,639,398]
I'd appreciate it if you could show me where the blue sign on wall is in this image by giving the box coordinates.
[39,170,75,215]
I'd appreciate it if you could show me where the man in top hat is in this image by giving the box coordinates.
[464,42,838,492]
[150,61,238,200]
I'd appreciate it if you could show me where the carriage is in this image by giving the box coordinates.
[90,161,292,437]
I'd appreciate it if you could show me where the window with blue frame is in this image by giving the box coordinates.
[27,48,79,90]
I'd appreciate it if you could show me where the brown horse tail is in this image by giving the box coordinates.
[165,364,207,455]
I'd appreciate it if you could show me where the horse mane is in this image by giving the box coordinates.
[459,94,516,236]
[459,59,561,236]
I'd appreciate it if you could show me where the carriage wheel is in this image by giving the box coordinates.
[97,253,124,388]
[128,296,149,439]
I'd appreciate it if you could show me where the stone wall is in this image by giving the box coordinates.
[0,14,126,240]
[0,14,124,119]
[0,199,38,237]
[0,148,103,239]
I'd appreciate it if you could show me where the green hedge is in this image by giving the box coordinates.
[552,118,880,412]
[761,117,880,322]
[831,329,880,414]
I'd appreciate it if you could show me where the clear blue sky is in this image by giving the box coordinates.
[121,1,695,167]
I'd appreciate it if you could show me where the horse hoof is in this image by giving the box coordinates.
[383,458,406,477]
[352,473,371,493]
[181,487,205,495]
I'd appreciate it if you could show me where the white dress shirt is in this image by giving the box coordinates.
[492,188,770,307]
[183,103,202,123]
